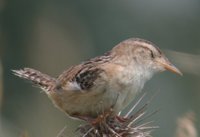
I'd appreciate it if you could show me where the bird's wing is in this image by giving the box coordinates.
[57,64,104,91]
[57,52,113,92]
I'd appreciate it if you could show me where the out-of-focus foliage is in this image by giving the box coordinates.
[1,0,200,137]
[0,61,3,108]
[174,111,197,137]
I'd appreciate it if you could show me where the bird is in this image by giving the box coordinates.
[13,38,182,122]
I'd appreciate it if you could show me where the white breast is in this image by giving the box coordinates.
[108,63,153,112]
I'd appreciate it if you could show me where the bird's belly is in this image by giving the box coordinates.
[119,87,138,109]
[111,80,143,113]
[49,88,119,118]
[49,82,141,119]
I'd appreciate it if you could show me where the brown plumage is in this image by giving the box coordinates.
[13,38,182,120]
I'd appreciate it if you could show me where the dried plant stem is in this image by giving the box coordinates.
[77,93,158,137]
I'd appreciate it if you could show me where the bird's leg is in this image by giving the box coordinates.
[70,108,114,126]
[76,94,118,125]
[91,107,114,125]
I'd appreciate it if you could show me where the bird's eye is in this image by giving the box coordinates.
[150,50,154,58]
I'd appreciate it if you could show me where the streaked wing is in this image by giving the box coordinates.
[57,52,112,91]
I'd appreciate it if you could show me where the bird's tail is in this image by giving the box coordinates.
[12,68,56,92]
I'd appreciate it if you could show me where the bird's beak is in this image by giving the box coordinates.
[156,58,183,76]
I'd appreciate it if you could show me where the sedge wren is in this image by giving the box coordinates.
[13,38,182,120]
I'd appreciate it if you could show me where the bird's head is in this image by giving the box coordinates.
[112,38,182,76]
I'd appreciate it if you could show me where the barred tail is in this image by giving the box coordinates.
[12,68,56,92]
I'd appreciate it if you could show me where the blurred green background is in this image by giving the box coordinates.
[1,0,200,137]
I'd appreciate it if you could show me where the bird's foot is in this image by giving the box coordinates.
[91,108,114,126]
[71,108,114,126]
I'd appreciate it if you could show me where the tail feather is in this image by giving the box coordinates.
[12,68,56,92]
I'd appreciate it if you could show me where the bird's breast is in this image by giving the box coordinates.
[108,65,146,111]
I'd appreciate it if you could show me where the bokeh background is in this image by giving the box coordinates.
[1,0,200,137]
